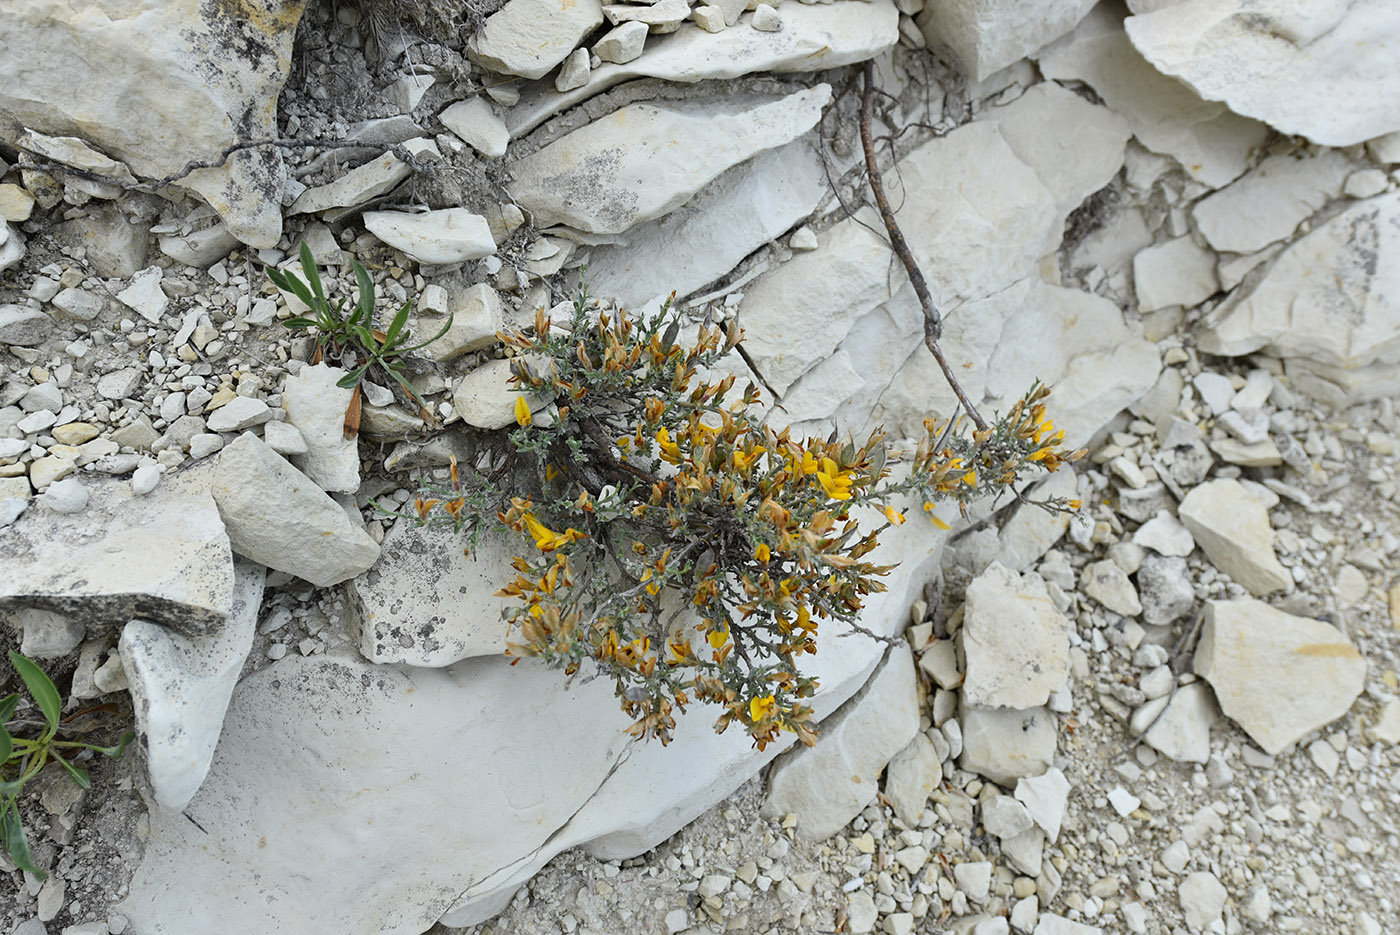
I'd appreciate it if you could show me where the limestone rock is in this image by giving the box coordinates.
[1177,871,1227,933]
[883,732,941,828]
[1125,0,1400,147]
[0,0,307,246]
[1037,4,1268,187]
[960,562,1070,709]
[763,647,921,841]
[1132,511,1195,557]
[959,705,1056,787]
[0,472,232,636]
[510,85,830,236]
[917,0,1098,81]
[453,359,543,430]
[1130,682,1217,763]
[418,284,504,362]
[119,560,264,809]
[13,608,84,659]
[1133,236,1218,312]
[364,209,496,265]
[1136,554,1195,626]
[210,434,379,588]
[288,149,414,215]
[1195,598,1366,754]
[0,304,54,346]
[1196,191,1400,405]
[1178,479,1290,596]
[281,364,361,493]
[116,267,169,324]
[1014,766,1069,842]
[585,138,826,310]
[1079,559,1142,617]
[346,520,515,666]
[439,98,509,159]
[595,22,648,65]
[473,0,604,80]
[205,396,272,434]
[1192,150,1353,254]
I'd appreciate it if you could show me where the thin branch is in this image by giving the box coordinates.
[860,61,988,432]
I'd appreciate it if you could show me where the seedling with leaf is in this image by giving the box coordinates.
[268,242,452,436]
[2,651,133,879]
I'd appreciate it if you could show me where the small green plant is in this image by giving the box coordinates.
[1,651,133,879]
[401,282,1082,749]
[268,241,452,430]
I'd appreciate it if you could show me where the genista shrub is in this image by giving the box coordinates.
[404,282,1083,749]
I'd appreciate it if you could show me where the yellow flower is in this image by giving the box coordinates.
[749,695,776,722]
[881,505,905,525]
[732,446,765,472]
[799,450,819,475]
[922,502,951,530]
[656,427,682,464]
[816,458,853,500]
[960,470,977,485]
[754,542,771,563]
[514,395,533,427]
[522,512,585,551]
[707,627,729,650]
[1068,499,1082,510]
[641,568,660,596]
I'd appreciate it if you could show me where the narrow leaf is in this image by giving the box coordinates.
[382,301,412,351]
[343,383,362,441]
[271,269,315,310]
[51,752,91,791]
[0,693,17,724]
[8,653,60,731]
[281,317,316,331]
[336,366,368,389]
[353,260,375,324]
[299,242,326,304]
[400,311,453,353]
[2,800,42,879]
[0,726,11,763]
[84,730,134,760]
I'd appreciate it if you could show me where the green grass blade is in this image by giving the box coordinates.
[2,799,42,879]
[281,317,317,331]
[298,242,326,304]
[50,752,91,791]
[8,653,60,732]
[352,260,375,325]
[0,726,10,763]
[382,301,412,351]
[269,267,316,310]
[400,312,454,353]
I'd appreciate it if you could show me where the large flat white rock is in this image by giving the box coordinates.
[1125,0,1400,147]
[510,85,830,236]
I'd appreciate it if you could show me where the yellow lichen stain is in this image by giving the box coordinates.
[1295,643,1362,659]
[210,0,307,35]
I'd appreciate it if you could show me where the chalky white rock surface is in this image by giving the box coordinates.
[959,705,1056,786]
[506,1,899,137]
[1133,236,1218,312]
[119,560,264,809]
[1130,682,1217,763]
[882,733,941,828]
[762,647,921,841]
[1191,150,1353,255]
[347,520,516,666]
[1014,766,1070,841]
[510,85,830,236]
[586,139,827,309]
[960,562,1070,709]
[473,0,604,80]
[210,434,379,588]
[288,149,414,215]
[0,0,305,245]
[439,98,510,158]
[116,266,169,324]
[364,209,496,265]
[1196,191,1400,404]
[280,364,361,493]
[1124,0,1400,147]
[1177,479,1290,596]
[1195,598,1366,754]
[0,472,232,635]
[419,283,505,361]
[917,0,1097,80]
[1037,4,1268,187]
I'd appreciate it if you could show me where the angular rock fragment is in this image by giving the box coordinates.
[763,647,920,841]
[281,363,360,493]
[346,520,515,666]
[473,0,604,80]
[917,0,1097,81]
[959,705,1056,786]
[960,562,1070,708]
[364,209,496,265]
[0,471,232,636]
[211,434,379,587]
[1125,0,1400,147]
[1195,598,1366,754]
[120,560,265,809]
[510,85,830,236]
[1130,682,1217,763]
[1192,150,1353,255]
[1178,479,1290,596]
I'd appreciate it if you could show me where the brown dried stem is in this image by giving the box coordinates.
[859,61,988,432]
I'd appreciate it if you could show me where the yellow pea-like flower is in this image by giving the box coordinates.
[514,395,533,427]
[749,695,776,722]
